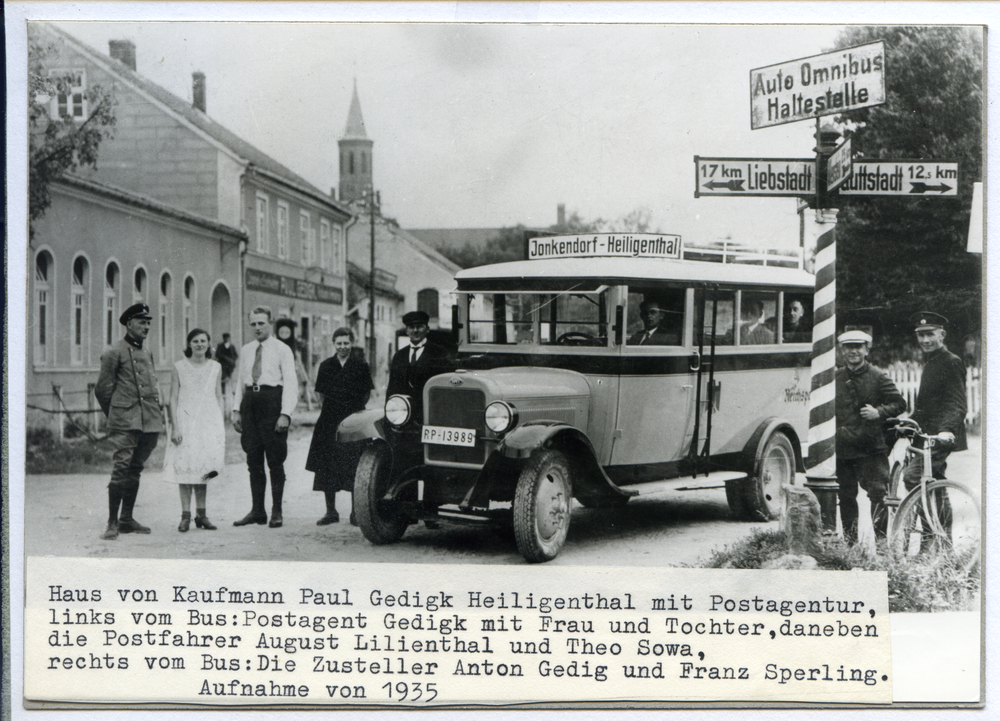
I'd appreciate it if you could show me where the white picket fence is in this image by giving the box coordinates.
[885,362,981,429]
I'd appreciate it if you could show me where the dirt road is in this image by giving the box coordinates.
[21,418,982,567]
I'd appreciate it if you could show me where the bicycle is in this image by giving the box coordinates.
[883,418,981,572]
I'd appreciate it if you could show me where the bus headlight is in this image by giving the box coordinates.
[485,401,518,434]
[385,395,412,427]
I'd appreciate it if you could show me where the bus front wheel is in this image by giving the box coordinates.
[354,444,408,545]
[741,430,795,521]
[513,449,573,563]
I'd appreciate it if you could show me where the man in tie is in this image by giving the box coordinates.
[95,303,164,540]
[628,298,681,345]
[232,306,298,528]
[386,311,453,424]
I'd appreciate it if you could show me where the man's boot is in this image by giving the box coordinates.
[101,486,123,540]
[269,478,284,528]
[118,484,151,534]
[317,489,339,525]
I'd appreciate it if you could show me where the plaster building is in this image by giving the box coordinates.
[28,25,353,433]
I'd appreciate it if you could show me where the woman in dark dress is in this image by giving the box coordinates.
[306,328,374,525]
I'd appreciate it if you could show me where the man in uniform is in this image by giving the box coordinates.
[232,307,298,528]
[95,303,165,540]
[387,311,452,425]
[903,311,968,543]
[834,330,906,544]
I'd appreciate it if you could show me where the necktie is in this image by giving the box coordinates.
[410,346,418,364]
[252,344,263,383]
[642,332,651,345]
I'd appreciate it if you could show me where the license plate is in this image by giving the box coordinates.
[421,425,477,447]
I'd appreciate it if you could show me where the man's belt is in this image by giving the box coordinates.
[246,384,282,393]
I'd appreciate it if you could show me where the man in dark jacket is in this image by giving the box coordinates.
[387,311,453,424]
[902,312,968,543]
[835,330,906,544]
[95,303,165,540]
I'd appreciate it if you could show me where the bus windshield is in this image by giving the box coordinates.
[466,290,608,346]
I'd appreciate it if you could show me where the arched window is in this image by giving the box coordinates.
[418,288,440,321]
[361,152,367,173]
[71,256,89,364]
[133,267,147,303]
[34,250,54,365]
[104,262,120,348]
[183,276,195,337]
[159,272,173,364]
[349,152,355,174]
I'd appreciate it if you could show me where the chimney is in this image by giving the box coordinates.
[109,40,136,71]
[192,72,206,113]
[557,203,566,227]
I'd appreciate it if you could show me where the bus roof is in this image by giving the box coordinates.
[455,256,815,291]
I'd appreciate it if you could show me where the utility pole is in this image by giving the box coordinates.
[366,186,380,371]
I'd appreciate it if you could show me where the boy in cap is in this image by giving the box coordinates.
[903,312,968,544]
[834,329,906,544]
[386,310,452,424]
[95,303,165,539]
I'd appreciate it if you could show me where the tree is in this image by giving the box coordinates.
[830,27,983,355]
[29,28,117,238]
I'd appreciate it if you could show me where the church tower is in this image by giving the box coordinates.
[338,81,374,204]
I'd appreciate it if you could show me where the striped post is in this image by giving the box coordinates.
[803,208,838,530]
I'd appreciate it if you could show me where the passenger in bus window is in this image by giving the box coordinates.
[629,298,681,345]
[740,298,775,345]
[783,298,811,343]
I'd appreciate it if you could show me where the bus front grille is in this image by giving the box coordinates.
[425,387,488,465]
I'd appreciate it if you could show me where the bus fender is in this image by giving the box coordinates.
[496,422,633,500]
[336,408,386,443]
[741,417,805,475]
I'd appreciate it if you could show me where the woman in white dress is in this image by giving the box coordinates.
[167,328,225,531]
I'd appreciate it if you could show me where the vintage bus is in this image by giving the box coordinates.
[341,234,815,562]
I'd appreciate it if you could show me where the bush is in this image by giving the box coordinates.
[702,529,980,613]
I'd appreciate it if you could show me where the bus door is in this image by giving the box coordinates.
[683,287,736,472]
[610,286,695,467]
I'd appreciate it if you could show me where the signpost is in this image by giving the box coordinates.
[693,157,815,197]
[839,160,959,196]
[750,41,886,129]
[826,138,852,192]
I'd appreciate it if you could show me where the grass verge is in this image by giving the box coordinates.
[702,529,980,613]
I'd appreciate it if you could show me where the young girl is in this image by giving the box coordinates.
[168,328,225,531]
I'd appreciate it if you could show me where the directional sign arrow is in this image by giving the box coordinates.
[703,179,746,191]
[909,182,953,194]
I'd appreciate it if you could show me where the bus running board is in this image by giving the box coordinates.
[619,471,748,495]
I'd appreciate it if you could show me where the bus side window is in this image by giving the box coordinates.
[782,293,812,343]
[740,291,778,345]
[700,290,735,346]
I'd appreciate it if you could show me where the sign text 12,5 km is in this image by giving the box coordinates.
[694,157,815,197]
[750,41,886,130]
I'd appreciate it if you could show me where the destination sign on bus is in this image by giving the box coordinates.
[527,233,682,260]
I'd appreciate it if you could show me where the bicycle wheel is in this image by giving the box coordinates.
[889,480,981,570]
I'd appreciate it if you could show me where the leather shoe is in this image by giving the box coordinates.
[233,512,267,527]
[268,512,283,528]
[178,515,190,533]
[350,511,358,527]
[194,516,217,530]
[100,520,119,540]
[317,511,340,526]
[118,518,151,534]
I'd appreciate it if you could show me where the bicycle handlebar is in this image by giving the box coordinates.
[884,417,953,446]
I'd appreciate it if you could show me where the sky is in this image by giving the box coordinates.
[40,18,857,248]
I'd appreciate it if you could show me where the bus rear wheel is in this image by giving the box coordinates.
[513,449,573,563]
[741,430,795,521]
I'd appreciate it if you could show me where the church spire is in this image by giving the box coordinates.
[337,79,374,204]
[342,79,369,140]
